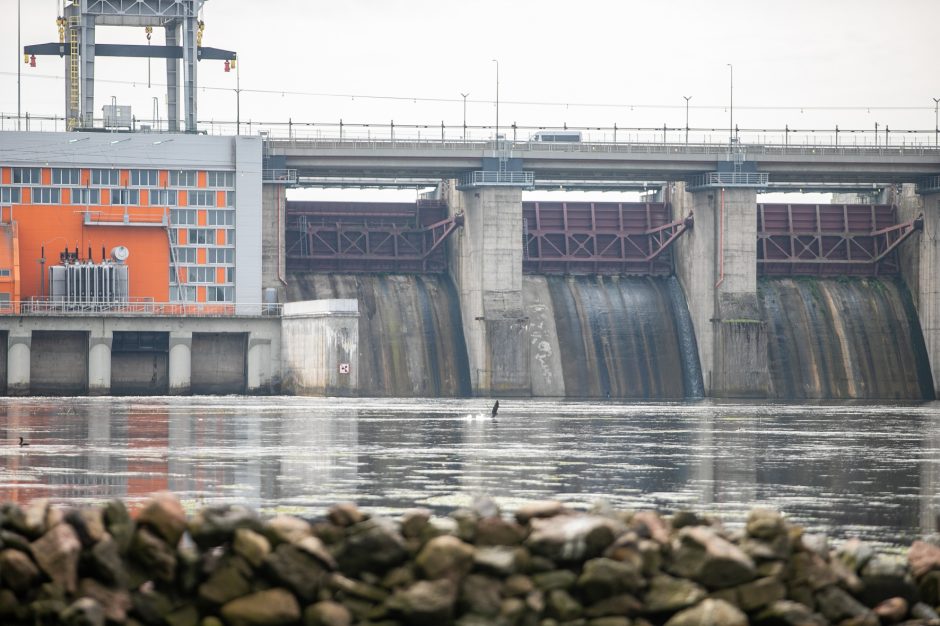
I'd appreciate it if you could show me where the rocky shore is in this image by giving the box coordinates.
[1,496,940,625]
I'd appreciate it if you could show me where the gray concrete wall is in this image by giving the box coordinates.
[281,300,359,396]
[191,332,248,394]
[261,183,287,304]
[0,331,6,395]
[449,185,531,396]
[30,330,88,395]
[111,352,169,395]
[234,137,264,314]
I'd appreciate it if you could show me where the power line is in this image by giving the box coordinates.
[0,71,931,112]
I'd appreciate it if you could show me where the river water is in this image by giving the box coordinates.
[0,396,938,547]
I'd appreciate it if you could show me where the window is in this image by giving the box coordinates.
[207,209,234,226]
[226,267,235,283]
[110,189,139,205]
[71,188,100,204]
[186,266,215,283]
[173,247,197,263]
[169,229,178,245]
[0,269,11,277]
[0,188,21,204]
[130,169,159,186]
[207,286,233,302]
[0,293,10,308]
[90,169,120,186]
[52,168,80,185]
[150,189,177,206]
[172,285,197,302]
[13,168,41,184]
[188,228,216,245]
[207,248,234,264]
[206,171,235,188]
[224,191,235,207]
[32,188,61,204]
[187,190,214,207]
[169,171,197,187]
[170,209,197,225]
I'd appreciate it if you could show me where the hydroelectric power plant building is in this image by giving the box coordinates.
[4,0,940,400]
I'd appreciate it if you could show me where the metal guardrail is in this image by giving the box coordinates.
[0,299,282,317]
[262,168,298,184]
[918,175,940,195]
[687,171,770,189]
[457,170,535,188]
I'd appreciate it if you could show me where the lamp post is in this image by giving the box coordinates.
[492,59,499,141]
[460,92,469,141]
[727,63,733,146]
[683,95,692,144]
[17,0,21,131]
[933,97,939,147]
[236,56,241,136]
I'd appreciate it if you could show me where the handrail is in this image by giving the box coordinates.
[1,299,282,317]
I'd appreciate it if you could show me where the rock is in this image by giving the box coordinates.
[664,598,747,626]
[471,495,501,519]
[515,501,567,524]
[0,548,40,593]
[295,535,337,570]
[328,573,389,602]
[188,505,260,549]
[262,543,328,603]
[672,510,707,529]
[131,587,174,625]
[576,558,645,602]
[786,551,839,591]
[87,535,127,586]
[31,521,82,593]
[746,509,787,540]
[451,508,478,542]
[198,556,252,606]
[60,597,105,626]
[730,576,786,612]
[499,597,526,623]
[136,493,187,546]
[584,593,642,618]
[459,573,503,617]
[837,537,875,573]
[102,500,134,554]
[546,588,583,621]
[220,588,301,626]
[504,574,535,597]
[338,517,408,575]
[643,575,707,614]
[526,514,626,562]
[164,605,200,626]
[416,535,475,580]
[304,600,352,626]
[66,508,107,546]
[911,601,940,621]
[129,526,176,583]
[328,502,366,527]
[475,516,526,546]
[387,578,457,626]
[23,499,51,537]
[815,585,876,624]
[753,600,828,626]
[263,515,313,545]
[77,578,132,623]
[233,528,271,568]
[873,596,908,624]
[910,540,940,578]
[669,526,756,589]
[473,546,519,576]
[532,569,578,591]
[801,533,829,558]
[587,618,632,626]
[632,511,670,545]
[400,509,431,539]
[919,569,940,606]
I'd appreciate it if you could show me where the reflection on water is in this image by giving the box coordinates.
[0,397,938,546]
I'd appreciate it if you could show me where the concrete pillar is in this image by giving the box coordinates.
[674,182,770,397]
[88,331,112,396]
[899,185,939,393]
[261,183,287,303]
[281,300,358,395]
[168,330,192,395]
[450,185,530,396]
[246,336,272,394]
[7,332,30,397]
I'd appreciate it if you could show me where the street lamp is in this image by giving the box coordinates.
[492,59,499,141]
[683,95,692,144]
[727,64,733,146]
[460,92,469,141]
[933,97,939,147]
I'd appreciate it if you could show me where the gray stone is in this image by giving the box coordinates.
[233,528,271,568]
[515,500,567,524]
[164,604,200,626]
[339,517,408,575]
[188,505,260,549]
[632,511,670,545]
[837,537,875,573]
[669,526,756,589]
[328,502,366,527]
[664,598,747,626]
[753,600,828,626]
[546,588,583,621]
[459,573,503,617]
[130,526,177,583]
[0,548,40,593]
[911,540,940,578]
[911,601,940,620]
[31,521,82,593]
[472,495,501,519]
[746,509,786,540]
[474,545,519,576]
[295,535,337,570]
[873,596,908,623]
[198,556,252,606]
[387,578,457,626]
[576,558,645,602]
[60,597,105,626]
[102,500,134,554]
[475,516,526,546]
[533,569,578,591]
[304,600,353,626]
[643,575,707,614]
[584,593,642,618]
[137,493,187,546]
[262,543,328,603]
[526,514,626,562]
[400,509,431,539]
[66,508,107,546]
[416,534,475,580]
[77,578,132,624]
[220,588,301,626]
[263,515,313,545]
[731,576,786,612]
[815,585,876,624]
[87,535,127,586]
[328,572,389,602]
[587,618,631,626]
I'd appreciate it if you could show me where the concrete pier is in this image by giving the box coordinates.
[673,182,770,397]
[168,331,192,395]
[88,331,112,396]
[281,300,359,395]
[449,185,531,396]
[7,332,30,396]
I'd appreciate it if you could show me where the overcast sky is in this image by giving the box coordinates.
[2,0,938,199]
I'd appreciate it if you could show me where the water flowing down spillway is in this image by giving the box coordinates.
[760,277,934,400]
[525,275,704,399]
[288,273,472,397]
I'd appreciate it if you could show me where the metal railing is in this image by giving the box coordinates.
[262,168,298,184]
[457,170,535,188]
[0,298,281,317]
[688,172,770,189]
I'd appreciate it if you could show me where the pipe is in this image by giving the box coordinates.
[715,186,725,289]
[276,184,287,286]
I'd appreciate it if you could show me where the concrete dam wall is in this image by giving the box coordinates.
[760,277,934,400]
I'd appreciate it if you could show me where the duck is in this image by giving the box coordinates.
[18,437,28,447]
[491,400,499,418]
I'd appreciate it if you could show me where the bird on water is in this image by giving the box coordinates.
[18,437,28,447]
[491,400,499,418]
